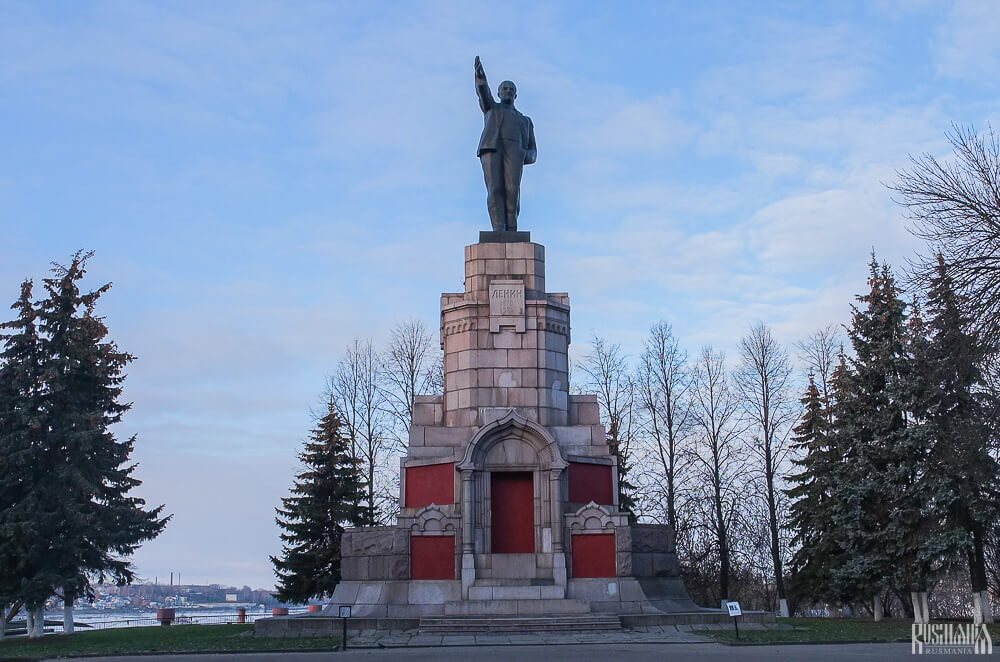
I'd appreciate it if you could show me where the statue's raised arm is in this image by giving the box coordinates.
[474,56,494,113]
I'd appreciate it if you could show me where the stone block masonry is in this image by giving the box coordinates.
[441,241,569,428]
[290,235,700,627]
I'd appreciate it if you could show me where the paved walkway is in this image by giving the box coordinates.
[62,643,948,662]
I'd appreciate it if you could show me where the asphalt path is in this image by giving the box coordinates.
[60,642,986,661]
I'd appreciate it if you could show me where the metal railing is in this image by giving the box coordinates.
[81,610,309,630]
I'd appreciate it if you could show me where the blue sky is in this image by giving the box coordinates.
[2,1,999,590]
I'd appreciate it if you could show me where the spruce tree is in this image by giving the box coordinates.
[36,253,169,603]
[272,394,367,603]
[0,280,50,619]
[0,253,169,632]
[785,375,837,603]
[893,299,946,601]
[919,256,999,619]
[790,255,998,618]
[827,258,913,604]
[607,423,639,524]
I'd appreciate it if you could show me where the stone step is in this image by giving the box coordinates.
[421,614,622,634]
[475,553,553,579]
[472,577,555,586]
[468,584,565,600]
[443,598,590,616]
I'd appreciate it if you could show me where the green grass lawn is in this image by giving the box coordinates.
[696,617,1000,645]
[0,624,341,660]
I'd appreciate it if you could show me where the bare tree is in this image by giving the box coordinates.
[332,338,391,524]
[891,124,1000,354]
[578,334,637,520]
[635,321,692,535]
[735,322,796,616]
[796,325,840,417]
[730,493,781,610]
[382,318,441,436]
[690,346,745,605]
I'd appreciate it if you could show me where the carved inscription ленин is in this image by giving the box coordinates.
[489,280,525,318]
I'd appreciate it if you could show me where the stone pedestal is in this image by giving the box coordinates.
[441,240,569,428]
[479,230,531,243]
[318,236,695,622]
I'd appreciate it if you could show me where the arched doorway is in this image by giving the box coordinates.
[455,411,570,595]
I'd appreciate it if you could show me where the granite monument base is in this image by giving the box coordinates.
[479,230,530,243]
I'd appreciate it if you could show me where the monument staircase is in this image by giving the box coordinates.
[446,578,591,617]
[419,614,623,634]
[444,597,591,616]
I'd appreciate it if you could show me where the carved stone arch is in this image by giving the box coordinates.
[457,409,568,471]
[409,504,458,533]
[567,501,615,532]
[455,410,568,560]
[484,437,538,468]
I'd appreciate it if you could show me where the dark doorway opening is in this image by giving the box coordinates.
[490,471,534,553]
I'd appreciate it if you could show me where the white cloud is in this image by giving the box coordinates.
[584,95,695,156]
[746,182,914,275]
[933,0,1000,82]
[694,18,876,106]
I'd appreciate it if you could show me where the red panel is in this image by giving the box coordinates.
[572,533,617,578]
[491,472,534,553]
[410,535,455,580]
[405,462,455,508]
[568,462,614,505]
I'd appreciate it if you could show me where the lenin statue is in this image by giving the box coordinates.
[475,56,536,232]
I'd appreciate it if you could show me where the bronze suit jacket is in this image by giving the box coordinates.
[476,82,537,164]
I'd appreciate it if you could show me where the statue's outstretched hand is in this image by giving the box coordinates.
[474,56,486,82]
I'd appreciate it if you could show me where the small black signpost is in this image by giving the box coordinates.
[726,601,742,640]
[338,605,351,651]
